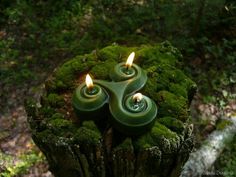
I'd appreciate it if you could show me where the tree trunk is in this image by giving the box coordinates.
[25,43,197,177]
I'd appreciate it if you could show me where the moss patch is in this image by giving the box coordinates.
[157,116,185,134]
[75,121,101,144]
[45,93,64,107]
[155,91,189,121]
[134,122,180,153]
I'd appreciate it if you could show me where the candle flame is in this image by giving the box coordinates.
[133,93,143,103]
[125,52,135,68]
[85,74,93,89]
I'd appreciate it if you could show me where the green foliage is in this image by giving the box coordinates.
[215,135,236,176]
[46,93,64,107]
[0,36,36,85]
[0,149,44,177]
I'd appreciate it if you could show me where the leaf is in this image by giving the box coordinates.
[222,90,228,98]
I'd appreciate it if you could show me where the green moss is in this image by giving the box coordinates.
[75,121,101,144]
[134,122,179,152]
[159,41,183,59]
[133,133,154,150]
[51,112,65,119]
[39,106,55,118]
[47,118,77,136]
[48,119,72,129]
[114,138,133,151]
[52,54,98,90]
[75,127,101,144]
[90,59,117,80]
[169,83,187,98]
[82,120,100,132]
[97,45,131,62]
[157,117,185,134]
[155,91,189,122]
[137,45,178,67]
[216,119,233,130]
[151,122,178,140]
[46,93,64,107]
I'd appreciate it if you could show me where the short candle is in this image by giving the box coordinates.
[72,74,108,121]
[125,93,147,113]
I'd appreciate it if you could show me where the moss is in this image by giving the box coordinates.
[47,118,77,136]
[155,91,189,122]
[133,133,153,150]
[134,122,179,152]
[75,121,101,144]
[169,83,187,98]
[114,138,133,151]
[97,45,131,62]
[39,106,55,118]
[151,122,178,140]
[216,119,233,130]
[52,54,98,90]
[142,77,158,99]
[159,41,183,59]
[51,112,65,120]
[137,45,177,66]
[82,120,100,132]
[157,117,185,134]
[46,93,64,107]
[90,59,117,80]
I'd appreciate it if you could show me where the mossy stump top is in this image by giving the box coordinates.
[26,42,197,177]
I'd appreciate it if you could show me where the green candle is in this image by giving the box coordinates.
[72,52,158,135]
[72,74,108,121]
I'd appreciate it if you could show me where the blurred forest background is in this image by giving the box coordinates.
[0,0,236,176]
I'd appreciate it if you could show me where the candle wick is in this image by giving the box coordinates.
[134,98,140,104]
[88,86,94,93]
[126,65,130,71]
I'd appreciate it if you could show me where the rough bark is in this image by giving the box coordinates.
[25,43,197,177]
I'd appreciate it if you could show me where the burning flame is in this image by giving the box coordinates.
[85,74,93,89]
[133,93,143,103]
[125,52,135,68]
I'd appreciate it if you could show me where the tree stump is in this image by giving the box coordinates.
[25,42,197,177]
